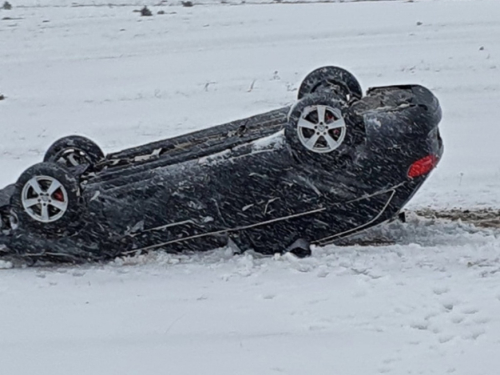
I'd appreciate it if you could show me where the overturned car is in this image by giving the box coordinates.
[0,66,443,263]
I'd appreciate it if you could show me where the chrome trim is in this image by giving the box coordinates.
[126,206,327,254]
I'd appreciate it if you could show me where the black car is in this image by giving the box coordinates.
[0,66,443,263]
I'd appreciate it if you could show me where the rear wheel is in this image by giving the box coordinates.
[44,135,104,168]
[11,162,81,233]
[286,93,349,155]
[298,66,363,101]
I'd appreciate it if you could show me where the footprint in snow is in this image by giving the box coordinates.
[433,286,450,295]
[438,333,455,344]
[460,307,479,315]
[377,367,392,374]
[409,320,429,330]
[439,295,460,311]
[259,293,276,300]
[308,324,328,332]
[472,316,490,325]
[450,315,465,324]
[462,327,485,340]
[382,357,400,365]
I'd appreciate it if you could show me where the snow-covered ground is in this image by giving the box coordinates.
[1,0,500,374]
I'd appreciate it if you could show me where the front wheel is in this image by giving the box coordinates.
[11,162,81,233]
[298,66,363,101]
[44,135,104,168]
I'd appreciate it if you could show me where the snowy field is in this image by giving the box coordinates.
[1,0,500,374]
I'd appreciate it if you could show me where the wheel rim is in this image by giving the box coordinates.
[54,148,92,167]
[21,176,69,223]
[296,105,346,153]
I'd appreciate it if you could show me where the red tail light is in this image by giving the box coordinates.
[408,155,438,178]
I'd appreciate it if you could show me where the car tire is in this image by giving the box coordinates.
[44,135,104,167]
[11,162,81,233]
[286,92,351,157]
[298,66,363,101]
